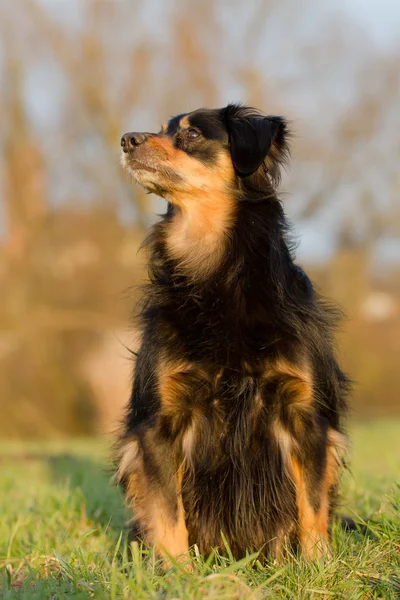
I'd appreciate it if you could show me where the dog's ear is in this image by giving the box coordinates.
[224,104,290,182]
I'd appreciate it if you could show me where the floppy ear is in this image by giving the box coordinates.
[224,105,289,181]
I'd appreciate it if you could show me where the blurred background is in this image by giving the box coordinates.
[0,0,399,438]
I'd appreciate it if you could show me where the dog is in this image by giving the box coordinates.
[116,104,349,567]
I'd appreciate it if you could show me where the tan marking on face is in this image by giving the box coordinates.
[165,150,236,279]
[179,115,190,128]
[161,123,168,134]
[116,438,191,570]
[145,136,235,196]
[122,130,237,279]
[145,135,175,161]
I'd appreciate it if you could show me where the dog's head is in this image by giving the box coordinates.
[121,105,291,278]
[120,104,290,205]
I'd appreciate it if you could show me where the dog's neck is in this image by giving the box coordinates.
[146,195,296,359]
[163,190,237,281]
[154,195,293,296]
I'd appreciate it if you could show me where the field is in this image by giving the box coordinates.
[1,421,399,599]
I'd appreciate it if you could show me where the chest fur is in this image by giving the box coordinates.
[156,354,314,467]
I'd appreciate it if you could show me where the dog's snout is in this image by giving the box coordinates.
[121,132,148,152]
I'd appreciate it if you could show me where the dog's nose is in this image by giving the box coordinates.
[121,132,148,152]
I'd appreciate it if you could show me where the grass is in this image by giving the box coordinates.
[0,421,399,599]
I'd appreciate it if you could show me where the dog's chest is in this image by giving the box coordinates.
[158,278,281,364]
[157,359,274,461]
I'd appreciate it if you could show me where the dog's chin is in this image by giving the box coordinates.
[130,169,157,192]
[120,152,160,193]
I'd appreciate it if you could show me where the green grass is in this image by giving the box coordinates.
[1,421,399,599]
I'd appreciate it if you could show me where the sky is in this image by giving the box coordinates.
[340,0,400,49]
[1,0,400,267]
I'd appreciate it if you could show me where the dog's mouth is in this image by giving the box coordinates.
[120,151,177,197]
[123,156,159,174]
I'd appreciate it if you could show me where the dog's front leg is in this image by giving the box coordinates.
[116,432,190,569]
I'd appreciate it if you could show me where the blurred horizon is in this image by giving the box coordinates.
[0,0,399,437]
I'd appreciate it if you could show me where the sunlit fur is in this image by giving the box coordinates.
[117,104,350,565]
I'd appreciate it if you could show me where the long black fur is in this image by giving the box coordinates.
[118,104,350,558]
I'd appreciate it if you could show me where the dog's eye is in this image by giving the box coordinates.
[186,128,201,140]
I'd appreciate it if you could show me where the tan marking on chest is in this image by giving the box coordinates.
[266,356,314,410]
[157,357,194,416]
[266,355,314,461]
[165,152,237,279]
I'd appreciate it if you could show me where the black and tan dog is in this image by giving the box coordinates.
[117,105,349,567]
